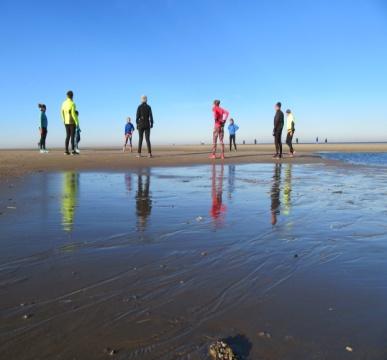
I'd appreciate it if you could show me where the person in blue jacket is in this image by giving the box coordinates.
[227,118,239,152]
[123,117,135,152]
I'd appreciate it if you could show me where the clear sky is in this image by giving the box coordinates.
[1,0,387,148]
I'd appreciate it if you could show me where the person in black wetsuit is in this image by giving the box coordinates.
[136,95,154,158]
[273,102,284,159]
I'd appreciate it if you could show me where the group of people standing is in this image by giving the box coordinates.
[122,95,154,157]
[273,102,296,159]
[38,92,296,160]
[210,100,296,160]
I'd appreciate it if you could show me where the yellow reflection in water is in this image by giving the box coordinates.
[61,172,79,232]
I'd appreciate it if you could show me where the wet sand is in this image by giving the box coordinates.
[1,143,387,180]
[1,163,387,359]
[0,146,386,359]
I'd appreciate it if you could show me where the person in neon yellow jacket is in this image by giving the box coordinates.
[61,90,79,155]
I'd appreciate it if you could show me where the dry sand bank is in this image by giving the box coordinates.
[0,143,386,180]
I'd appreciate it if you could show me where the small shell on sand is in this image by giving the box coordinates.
[209,340,238,360]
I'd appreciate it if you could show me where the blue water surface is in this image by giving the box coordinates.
[319,152,387,167]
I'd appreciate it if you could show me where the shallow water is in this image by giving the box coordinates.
[0,163,387,359]
[319,151,387,167]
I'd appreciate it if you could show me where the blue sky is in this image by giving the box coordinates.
[0,0,386,148]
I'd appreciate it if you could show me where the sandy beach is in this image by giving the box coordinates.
[1,143,387,180]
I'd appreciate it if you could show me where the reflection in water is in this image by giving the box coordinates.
[125,173,132,193]
[228,165,236,199]
[270,164,281,225]
[210,164,226,227]
[136,169,152,231]
[61,172,79,232]
[283,164,292,216]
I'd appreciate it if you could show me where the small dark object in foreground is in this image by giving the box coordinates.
[104,347,117,356]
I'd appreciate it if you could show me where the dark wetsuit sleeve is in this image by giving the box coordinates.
[136,106,140,127]
[149,106,153,128]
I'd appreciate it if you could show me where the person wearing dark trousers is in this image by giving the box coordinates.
[136,95,153,158]
[61,90,79,155]
[227,118,239,152]
[38,103,48,153]
[285,109,296,156]
[273,102,284,159]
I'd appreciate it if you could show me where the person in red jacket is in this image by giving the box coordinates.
[210,100,229,159]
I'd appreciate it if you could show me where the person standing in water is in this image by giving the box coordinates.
[136,95,153,158]
[285,109,296,157]
[273,102,284,159]
[228,118,239,152]
[210,100,229,160]
[123,117,135,152]
[38,103,48,153]
[61,90,79,155]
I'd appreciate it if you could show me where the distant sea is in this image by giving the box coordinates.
[319,152,387,167]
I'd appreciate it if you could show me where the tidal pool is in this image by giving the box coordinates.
[0,163,386,359]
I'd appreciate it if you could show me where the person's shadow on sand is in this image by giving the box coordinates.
[222,334,252,359]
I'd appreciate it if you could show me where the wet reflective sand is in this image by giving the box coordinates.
[1,164,387,359]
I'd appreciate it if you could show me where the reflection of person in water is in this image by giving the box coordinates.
[211,164,226,226]
[136,169,152,231]
[270,164,282,225]
[228,165,236,199]
[61,172,79,232]
[283,164,292,216]
[125,173,132,193]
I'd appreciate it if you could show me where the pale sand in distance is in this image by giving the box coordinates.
[0,143,386,180]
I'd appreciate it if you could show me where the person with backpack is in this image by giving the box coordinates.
[136,95,153,158]
[285,109,295,157]
[61,90,79,155]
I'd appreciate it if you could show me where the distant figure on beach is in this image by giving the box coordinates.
[271,163,282,225]
[61,91,79,155]
[123,117,135,152]
[273,102,284,159]
[136,95,153,158]
[210,100,229,159]
[316,136,319,143]
[38,103,48,153]
[325,138,328,144]
[296,137,299,144]
[228,118,239,152]
[254,139,257,145]
[75,111,81,154]
[285,109,295,157]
